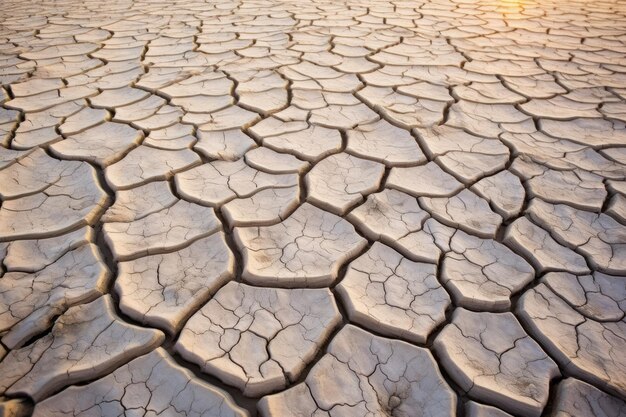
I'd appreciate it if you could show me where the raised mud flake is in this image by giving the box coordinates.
[0,243,110,349]
[517,284,626,399]
[398,81,453,102]
[334,56,380,74]
[542,271,626,322]
[103,199,221,261]
[20,42,99,60]
[418,125,510,184]
[346,119,426,167]
[420,189,503,239]
[602,146,626,165]
[259,124,343,163]
[12,128,60,150]
[0,148,77,199]
[447,101,535,138]
[502,74,566,99]
[602,101,626,124]
[521,96,601,120]
[49,121,143,167]
[10,77,65,97]
[244,147,310,174]
[101,181,177,223]
[309,103,379,130]
[135,67,198,92]
[33,348,248,417]
[501,131,626,179]
[371,38,464,66]
[144,123,197,150]
[434,308,559,417]
[68,60,145,91]
[195,129,257,161]
[172,92,233,115]
[337,242,450,343]
[387,161,464,197]
[607,194,626,224]
[549,378,626,417]
[291,89,361,111]
[5,86,97,112]
[0,147,31,170]
[93,45,149,63]
[306,152,385,215]
[237,71,288,114]
[466,402,514,417]
[134,104,184,131]
[471,171,525,220]
[442,230,534,311]
[0,117,18,148]
[3,226,93,272]
[0,160,108,241]
[112,94,167,122]
[116,233,234,335]
[357,85,446,129]
[234,203,367,287]
[58,106,109,136]
[259,325,457,417]
[609,180,626,198]
[175,281,341,396]
[347,188,427,240]
[528,200,626,275]
[503,217,590,274]
[222,186,300,227]
[463,59,544,78]
[89,86,150,108]
[237,84,289,113]
[347,188,451,263]
[159,71,233,98]
[0,295,164,402]
[194,105,260,131]
[280,61,363,93]
[11,101,79,149]
[541,118,626,148]
[175,159,298,207]
[105,145,200,190]
[517,161,607,212]
[454,81,525,105]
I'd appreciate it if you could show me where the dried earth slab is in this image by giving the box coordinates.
[0,296,164,401]
[549,378,626,417]
[259,325,457,417]
[517,283,626,399]
[420,189,502,238]
[116,232,234,334]
[175,282,341,396]
[103,200,221,261]
[441,230,535,311]
[0,150,108,241]
[337,242,450,343]
[176,159,298,207]
[33,348,248,417]
[504,217,590,274]
[434,308,559,417]
[234,203,367,287]
[0,243,110,349]
[306,152,385,215]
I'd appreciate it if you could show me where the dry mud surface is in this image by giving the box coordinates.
[1,0,626,416]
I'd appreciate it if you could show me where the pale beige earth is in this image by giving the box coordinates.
[0,0,626,416]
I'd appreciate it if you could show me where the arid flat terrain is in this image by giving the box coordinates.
[0,0,625,416]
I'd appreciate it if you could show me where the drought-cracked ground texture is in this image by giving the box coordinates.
[1,0,626,416]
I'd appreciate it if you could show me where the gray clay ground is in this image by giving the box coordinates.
[1,0,626,416]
